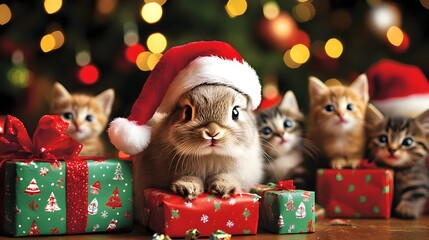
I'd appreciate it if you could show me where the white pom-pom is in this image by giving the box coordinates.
[107,117,151,155]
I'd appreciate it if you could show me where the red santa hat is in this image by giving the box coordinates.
[366,59,429,118]
[108,41,261,155]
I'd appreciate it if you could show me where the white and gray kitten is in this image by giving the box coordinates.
[256,91,316,190]
[367,105,429,219]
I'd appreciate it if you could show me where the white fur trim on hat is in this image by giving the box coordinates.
[157,56,261,113]
[107,117,151,155]
[372,93,429,118]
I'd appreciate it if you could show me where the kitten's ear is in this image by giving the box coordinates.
[52,82,71,101]
[350,74,369,104]
[416,108,429,133]
[96,89,115,116]
[308,76,328,100]
[279,90,300,112]
[366,103,384,131]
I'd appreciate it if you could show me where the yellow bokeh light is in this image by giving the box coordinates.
[144,0,167,5]
[136,51,152,71]
[325,78,343,87]
[40,34,56,53]
[263,1,280,20]
[283,50,301,69]
[7,66,30,88]
[325,38,343,58]
[293,3,315,22]
[51,30,65,49]
[147,33,167,53]
[44,0,63,14]
[0,4,12,25]
[386,26,404,46]
[262,82,279,99]
[290,44,310,64]
[225,0,247,18]
[147,53,163,70]
[141,2,163,24]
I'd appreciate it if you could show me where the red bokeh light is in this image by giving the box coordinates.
[78,64,99,85]
[125,44,145,63]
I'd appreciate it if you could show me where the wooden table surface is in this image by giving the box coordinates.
[1,216,429,239]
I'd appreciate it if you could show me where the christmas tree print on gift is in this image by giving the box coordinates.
[91,180,101,194]
[88,198,99,215]
[105,187,123,209]
[45,192,61,212]
[24,178,41,196]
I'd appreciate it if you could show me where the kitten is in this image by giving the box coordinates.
[308,74,369,169]
[367,106,429,219]
[256,91,316,189]
[50,82,115,156]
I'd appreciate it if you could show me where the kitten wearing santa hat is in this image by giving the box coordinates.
[108,41,264,224]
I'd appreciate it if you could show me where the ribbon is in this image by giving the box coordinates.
[0,115,82,162]
[268,180,296,191]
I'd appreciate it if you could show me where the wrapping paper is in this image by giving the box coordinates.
[251,181,316,234]
[0,115,133,236]
[143,188,259,238]
[316,169,393,218]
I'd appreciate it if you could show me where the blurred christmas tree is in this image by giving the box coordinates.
[1,0,428,132]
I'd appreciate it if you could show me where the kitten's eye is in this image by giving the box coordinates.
[325,105,335,112]
[232,106,239,120]
[262,127,272,136]
[378,135,388,144]
[184,105,192,120]
[402,137,413,147]
[63,112,73,120]
[346,104,354,111]
[85,115,94,122]
[284,119,293,128]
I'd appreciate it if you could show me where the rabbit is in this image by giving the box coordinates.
[133,83,264,224]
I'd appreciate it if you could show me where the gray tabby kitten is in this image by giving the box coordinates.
[256,91,316,190]
[367,105,429,219]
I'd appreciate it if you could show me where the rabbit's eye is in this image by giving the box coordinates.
[232,106,239,120]
[184,105,192,120]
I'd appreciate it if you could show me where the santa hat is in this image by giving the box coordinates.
[366,59,429,118]
[108,41,261,155]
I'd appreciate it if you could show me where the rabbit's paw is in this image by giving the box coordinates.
[171,176,204,200]
[207,174,241,198]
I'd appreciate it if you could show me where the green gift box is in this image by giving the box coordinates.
[1,158,133,236]
[250,181,315,234]
[0,115,133,236]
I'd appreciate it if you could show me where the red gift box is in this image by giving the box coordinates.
[317,169,393,218]
[143,188,260,238]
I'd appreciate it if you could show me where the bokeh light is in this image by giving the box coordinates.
[125,44,145,63]
[76,51,91,67]
[144,0,167,5]
[78,64,99,85]
[368,3,401,35]
[147,53,163,70]
[325,78,342,87]
[147,33,167,53]
[40,34,56,53]
[283,50,301,69]
[7,65,30,88]
[325,38,343,58]
[0,4,12,25]
[290,44,310,64]
[263,1,280,20]
[141,2,163,24]
[421,0,429,9]
[44,0,63,14]
[12,50,24,65]
[262,82,279,100]
[225,0,247,18]
[136,51,152,71]
[96,0,117,15]
[51,30,65,49]
[292,2,315,22]
[386,26,403,46]
[123,22,139,46]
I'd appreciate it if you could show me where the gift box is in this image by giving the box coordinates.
[143,188,260,238]
[316,168,393,219]
[0,115,133,236]
[250,181,315,234]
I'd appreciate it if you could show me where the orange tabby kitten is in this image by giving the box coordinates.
[50,82,115,156]
[307,74,369,169]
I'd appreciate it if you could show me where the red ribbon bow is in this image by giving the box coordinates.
[0,115,82,161]
[275,179,296,191]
